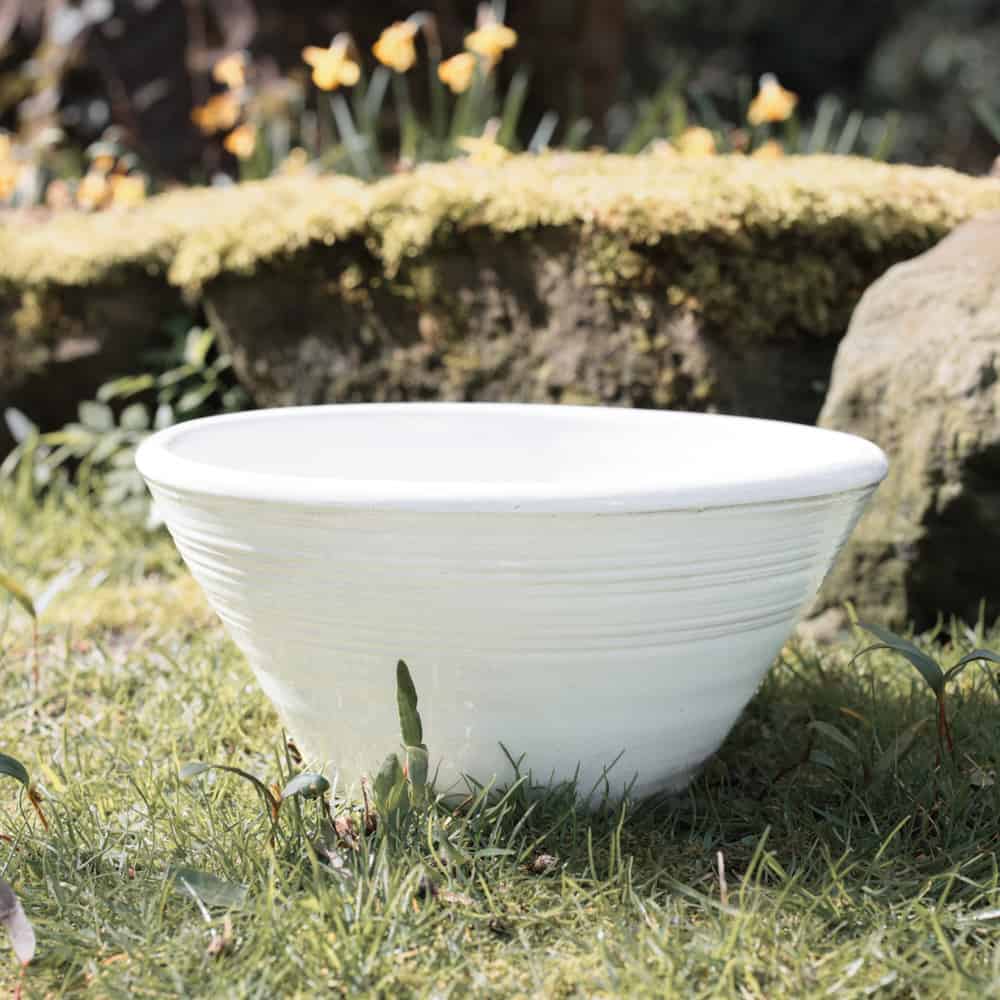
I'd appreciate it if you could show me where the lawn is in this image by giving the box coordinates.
[1,489,999,998]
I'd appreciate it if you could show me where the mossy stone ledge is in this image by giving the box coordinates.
[3,154,1000,451]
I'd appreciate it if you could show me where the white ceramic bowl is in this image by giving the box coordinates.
[136,403,887,799]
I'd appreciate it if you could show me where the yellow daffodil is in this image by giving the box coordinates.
[76,171,110,211]
[277,147,309,175]
[223,123,257,159]
[438,52,476,94]
[0,163,19,201]
[464,19,517,68]
[674,126,716,157]
[191,92,240,134]
[302,38,360,91]
[747,73,798,126]
[751,139,785,161]
[109,173,147,207]
[373,21,419,73]
[456,132,508,165]
[213,52,247,90]
[0,135,18,201]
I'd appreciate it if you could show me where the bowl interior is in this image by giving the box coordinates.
[138,403,888,512]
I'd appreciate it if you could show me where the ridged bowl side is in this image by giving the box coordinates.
[149,484,873,799]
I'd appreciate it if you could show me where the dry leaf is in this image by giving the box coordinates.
[0,879,34,965]
[527,853,558,875]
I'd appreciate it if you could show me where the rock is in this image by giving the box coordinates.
[204,229,840,422]
[816,213,1000,629]
[0,275,178,456]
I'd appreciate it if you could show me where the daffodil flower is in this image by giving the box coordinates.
[674,126,716,157]
[751,139,785,161]
[302,37,361,92]
[438,52,476,94]
[456,124,508,165]
[373,21,419,73]
[76,171,110,211]
[213,52,247,90]
[464,17,517,68]
[0,134,20,201]
[223,123,257,159]
[747,74,798,126]
[277,147,310,175]
[109,173,147,207]
[191,92,241,134]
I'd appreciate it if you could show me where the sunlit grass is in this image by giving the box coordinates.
[1,489,999,997]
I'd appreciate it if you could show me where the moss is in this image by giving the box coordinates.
[4,152,1000,436]
[0,174,369,290]
[3,153,998,296]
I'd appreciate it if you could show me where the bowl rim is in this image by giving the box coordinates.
[135,402,889,514]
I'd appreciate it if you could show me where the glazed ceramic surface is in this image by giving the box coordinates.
[136,403,887,799]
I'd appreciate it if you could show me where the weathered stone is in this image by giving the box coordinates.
[817,213,1000,628]
[0,275,180,454]
[205,228,841,420]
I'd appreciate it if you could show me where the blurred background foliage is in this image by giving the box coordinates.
[0,0,997,204]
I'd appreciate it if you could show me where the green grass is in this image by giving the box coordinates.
[1,490,1000,997]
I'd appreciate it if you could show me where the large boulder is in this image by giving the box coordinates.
[817,213,1000,629]
[188,155,1000,423]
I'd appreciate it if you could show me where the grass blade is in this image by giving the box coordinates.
[180,761,280,817]
[807,720,860,756]
[874,719,928,779]
[0,573,35,621]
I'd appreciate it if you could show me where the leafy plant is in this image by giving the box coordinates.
[1,321,250,518]
[370,660,431,830]
[853,621,1000,759]
[0,752,47,832]
[180,760,330,842]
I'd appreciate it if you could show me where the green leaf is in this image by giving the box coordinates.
[183,327,215,367]
[473,847,516,859]
[78,401,114,432]
[154,404,175,430]
[873,719,929,779]
[808,748,838,771]
[856,621,944,695]
[179,762,212,781]
[807,720,860,757]
[280,772,330,801]
[169,867,247,909]
[180,761,279,813]
[97,374,155,402]
[3,408,38,445]
[497,67,530,148]
[0,573,35,621]
[0,753,31,789]
[396,660,423,748]
[175,384,215,414]
[405,745,429,796]
[119,403,150,431]
[945,648,1000,684]
[373,752,405,813]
